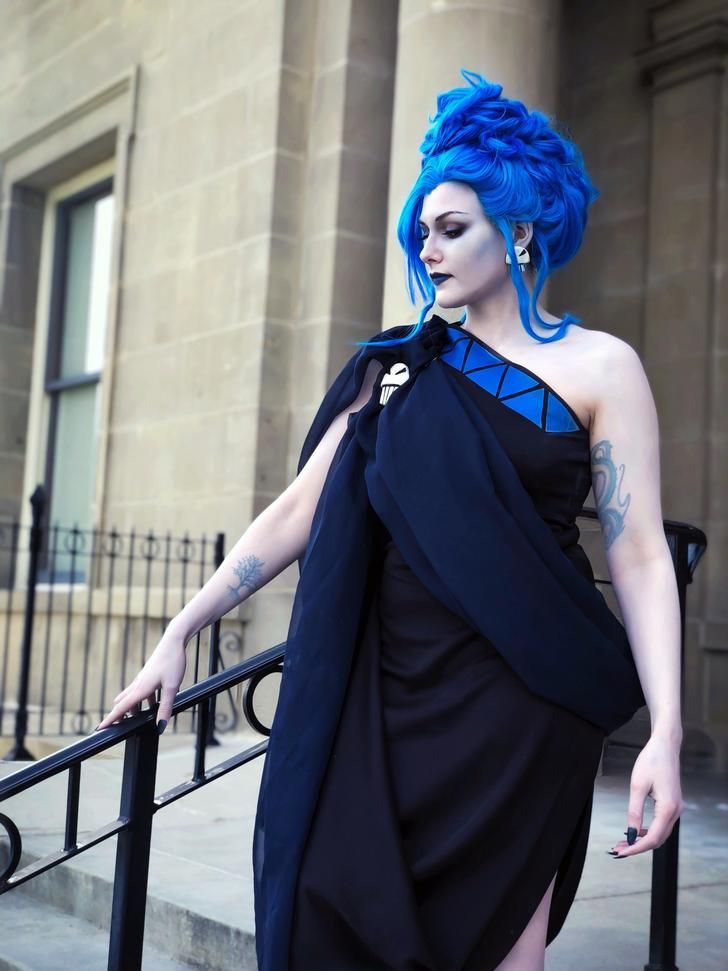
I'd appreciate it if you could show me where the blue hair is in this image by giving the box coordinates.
[356,69,599,348]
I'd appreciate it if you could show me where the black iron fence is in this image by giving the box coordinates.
[0,485,245,758]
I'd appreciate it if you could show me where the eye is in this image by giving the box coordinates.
[416,227,463,241]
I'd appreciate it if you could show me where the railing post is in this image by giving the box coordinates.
[204,531,225,749]
[108,722,159,971]
[643,530,690,971]
[645,817,680,971]
[3,485,45,761]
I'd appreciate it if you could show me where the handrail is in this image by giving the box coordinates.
[0,641,285,801]
[0,640,285,971]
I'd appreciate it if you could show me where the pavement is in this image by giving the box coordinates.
[0,731,726,970]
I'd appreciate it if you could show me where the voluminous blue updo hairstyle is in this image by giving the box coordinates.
[357,68,599,348]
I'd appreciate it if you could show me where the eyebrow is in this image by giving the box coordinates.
[417,210,468,227]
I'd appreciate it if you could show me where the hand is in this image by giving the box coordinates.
[96,628,187,733]
[608,733,684,859]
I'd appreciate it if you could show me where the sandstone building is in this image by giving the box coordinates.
[0,0,724,760]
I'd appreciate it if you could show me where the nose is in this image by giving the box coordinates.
[419,233,441,265]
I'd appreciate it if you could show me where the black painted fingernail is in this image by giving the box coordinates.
[157,719,167,735]
[627,826,638,845]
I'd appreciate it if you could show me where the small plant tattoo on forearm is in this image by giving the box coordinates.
[227,554,265,601]
[591,439,631,551]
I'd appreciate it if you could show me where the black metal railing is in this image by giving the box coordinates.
[0,641,285,971]
[0,507,709,971]
[1,485,244,758]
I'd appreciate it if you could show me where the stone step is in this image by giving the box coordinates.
[0,890,197,970]
[10,847,258,971]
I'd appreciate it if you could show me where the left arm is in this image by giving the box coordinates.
[588,335,684,858]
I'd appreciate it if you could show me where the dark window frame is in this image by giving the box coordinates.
[38,176,114,582]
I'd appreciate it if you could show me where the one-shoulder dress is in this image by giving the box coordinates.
[288,322,606,971]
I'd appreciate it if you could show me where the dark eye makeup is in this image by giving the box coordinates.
[416,227,464,242]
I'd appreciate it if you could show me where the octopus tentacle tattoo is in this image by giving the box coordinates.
[590,439,631,551]
[227,554,265,601]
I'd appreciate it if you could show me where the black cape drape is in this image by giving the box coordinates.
[252,314,645,971]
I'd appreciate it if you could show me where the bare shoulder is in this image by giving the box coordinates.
[563,327,647,416]
[564,324,637,361]
[578,327,639,360]
[573,328,648,401]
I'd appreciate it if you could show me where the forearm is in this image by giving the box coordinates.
[168,492,310,646]
[610,553,683,743]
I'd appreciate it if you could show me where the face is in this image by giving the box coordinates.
[417,181,531,308]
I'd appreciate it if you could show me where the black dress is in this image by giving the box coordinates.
[287,325,606,970]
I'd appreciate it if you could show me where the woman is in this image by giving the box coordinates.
[98,71,684,970]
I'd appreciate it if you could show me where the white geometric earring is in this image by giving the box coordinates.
[505,244,531,273]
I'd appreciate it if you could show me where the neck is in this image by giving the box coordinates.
[457,273,558,346]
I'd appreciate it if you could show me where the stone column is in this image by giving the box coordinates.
[383,0,563,325]
[286,0,399,470]
[245,0,399,682]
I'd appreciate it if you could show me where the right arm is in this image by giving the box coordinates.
[170,359,383,643]
[96,358,382,730]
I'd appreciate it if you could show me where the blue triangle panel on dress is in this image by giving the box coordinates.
[501,387,545,427]
[461,341,501,370]
[544,392,580,433]
[439,336,471,371]
[467,362,508,396]
[439,325,583,434]
[497,366,541,399]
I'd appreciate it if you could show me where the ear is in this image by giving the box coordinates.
[513,221,533,248]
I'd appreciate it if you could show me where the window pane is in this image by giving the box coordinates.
[59,193,114,378]
[47,383,100,582]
